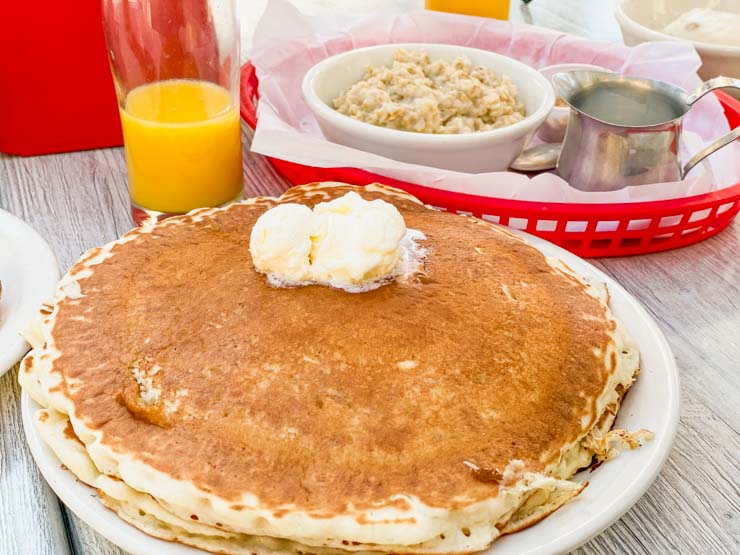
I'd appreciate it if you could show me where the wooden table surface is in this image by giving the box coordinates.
[1,1,738,554]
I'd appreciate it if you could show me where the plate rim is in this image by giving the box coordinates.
[0,208,60,376]
[20,228,680,555]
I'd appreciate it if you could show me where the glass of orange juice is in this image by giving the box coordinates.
[426,0,511,20]
[102,0,243,225]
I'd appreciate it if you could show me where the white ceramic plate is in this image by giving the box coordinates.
[0,209,59,376]
[21,229,679,555]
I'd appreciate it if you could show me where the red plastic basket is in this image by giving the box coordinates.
[240,62,740,258]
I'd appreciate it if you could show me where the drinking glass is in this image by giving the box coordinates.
[425,0,511,20]
[102,0,243,225]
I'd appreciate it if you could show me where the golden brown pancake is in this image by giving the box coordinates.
[20,183,646,553]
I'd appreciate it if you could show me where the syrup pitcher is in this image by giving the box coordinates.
[553,71,740,191]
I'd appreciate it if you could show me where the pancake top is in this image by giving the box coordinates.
[49,184,616,515]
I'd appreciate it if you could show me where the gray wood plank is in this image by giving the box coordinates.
[1,148,130,555]
[1,2,739,553]
[0,363,71,555]
[573,229,740,555]
[66,512,129,555]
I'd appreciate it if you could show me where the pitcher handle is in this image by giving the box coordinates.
[682,77,740,178]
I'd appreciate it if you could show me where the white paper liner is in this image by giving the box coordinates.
[250,0,740,204]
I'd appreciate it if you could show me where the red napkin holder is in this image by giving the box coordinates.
[0,1,123,156]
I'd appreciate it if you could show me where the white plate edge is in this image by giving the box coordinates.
[0,209,60,376]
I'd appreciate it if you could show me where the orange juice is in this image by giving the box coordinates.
[120,79,243,214]
[426,0,510,20]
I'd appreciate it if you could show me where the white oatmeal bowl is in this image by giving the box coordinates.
[301,43,555,173]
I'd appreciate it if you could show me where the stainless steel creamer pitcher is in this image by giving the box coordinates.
[552,71,740,192]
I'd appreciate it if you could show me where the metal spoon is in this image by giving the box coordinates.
[509,142,562,172]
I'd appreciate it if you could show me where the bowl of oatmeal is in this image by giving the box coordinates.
[301,44,555,173]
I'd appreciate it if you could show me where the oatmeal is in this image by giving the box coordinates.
[332,49,527,134]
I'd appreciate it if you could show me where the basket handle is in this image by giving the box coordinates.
[683,77,740,178]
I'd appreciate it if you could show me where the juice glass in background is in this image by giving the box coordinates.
[426,0,511,20]
[102,0,243,225]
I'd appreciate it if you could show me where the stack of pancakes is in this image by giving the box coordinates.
[20,183,648,554]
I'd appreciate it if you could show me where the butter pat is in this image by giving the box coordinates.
[311,192,406,286]
[249,192,410,289]
[248,203,316,283]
